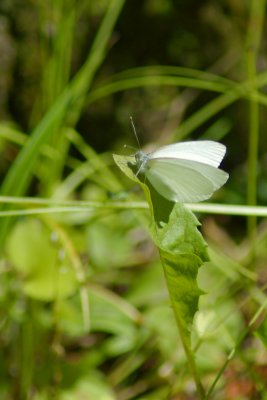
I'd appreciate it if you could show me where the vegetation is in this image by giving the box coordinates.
[0,0,267,399]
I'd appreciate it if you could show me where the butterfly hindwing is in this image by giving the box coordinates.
[145,158,228,202]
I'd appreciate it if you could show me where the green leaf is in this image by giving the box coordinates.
[6,218,78,301]
[114,151,209,396]
[59,372,116,400]
[57,292,140,359]
[153,203,208,338]
[114,152,209,346]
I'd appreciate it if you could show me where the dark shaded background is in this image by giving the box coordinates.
[0,0,266,205]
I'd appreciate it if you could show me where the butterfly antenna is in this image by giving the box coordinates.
[130,116,141,148]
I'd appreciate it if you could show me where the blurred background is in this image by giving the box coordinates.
[0,1,267,399]
[0,1,257,151]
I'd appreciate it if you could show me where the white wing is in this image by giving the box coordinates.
[145,158,228,202]
[149,141,226,168]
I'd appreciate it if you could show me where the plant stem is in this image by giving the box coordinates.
[246,0,266,248]
[19,300,35,400]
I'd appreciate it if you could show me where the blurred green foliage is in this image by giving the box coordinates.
[0,0,267,399]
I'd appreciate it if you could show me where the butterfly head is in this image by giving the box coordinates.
[135,151,149,175]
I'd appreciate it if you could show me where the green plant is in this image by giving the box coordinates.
[1,1,267,399]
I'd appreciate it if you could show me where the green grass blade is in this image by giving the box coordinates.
[0,0,126,245]
[246,0,266,246]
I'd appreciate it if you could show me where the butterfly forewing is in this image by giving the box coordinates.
[149,141,226,168]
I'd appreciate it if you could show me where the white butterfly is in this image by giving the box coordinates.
[134,140,229,203]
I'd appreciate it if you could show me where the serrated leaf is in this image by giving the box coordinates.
[153,203,208,342]
[114,153,209,346]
